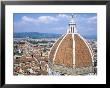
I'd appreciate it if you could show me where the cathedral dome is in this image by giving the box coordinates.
[49,33,93,68]
[48,15,93,75]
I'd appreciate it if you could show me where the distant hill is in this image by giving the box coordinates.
[82,35,97,40]
[14,32,96,40]
[14,32,62,39]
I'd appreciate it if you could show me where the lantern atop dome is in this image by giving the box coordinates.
[67,15,77,34]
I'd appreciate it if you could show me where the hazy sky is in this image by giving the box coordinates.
[14,13,97,37]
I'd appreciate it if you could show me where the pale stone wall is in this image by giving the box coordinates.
[49,64,93,75]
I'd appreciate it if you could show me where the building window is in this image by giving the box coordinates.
[73,27,74,33]
[71,26,72,33]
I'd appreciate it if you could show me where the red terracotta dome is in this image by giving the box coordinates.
[49,33,93,68]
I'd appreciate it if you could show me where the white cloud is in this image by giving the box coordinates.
[21,15,59,24]
[76,15,97,24]
[15,14,70,26]
[57,14,69,19]
[22,16,36,22]
[87,16,97,23]
[37,16,58,24]
[88,16,97,20]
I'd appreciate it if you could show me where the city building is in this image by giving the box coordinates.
[48,15,94,75]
